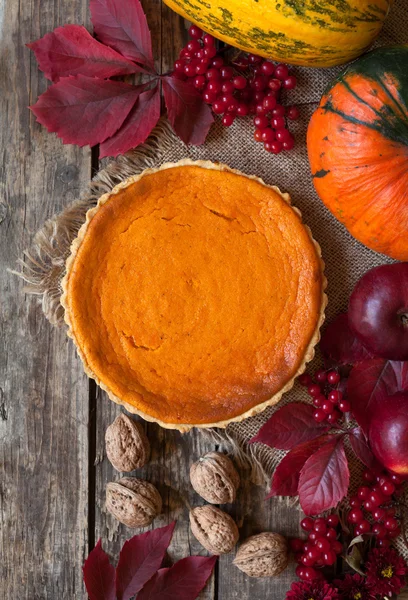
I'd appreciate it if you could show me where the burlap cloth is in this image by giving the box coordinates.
[18,0,408,557]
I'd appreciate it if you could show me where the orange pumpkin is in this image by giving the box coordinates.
[307,46,408,261]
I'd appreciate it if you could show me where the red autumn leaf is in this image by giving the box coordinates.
[83,540,116,600]
[30,75,143,147]
[162,75,214,145]
[347,359,408,434]
[298,435,349,515]
[348,427,380,470]
[268,434,332,498]
[27,25,142,83]
[320,313,374,366]
[90,0,154,67]
[100,84,160,158]
[251,402,330,450]
[137,555,217,600]
[116,522,175,600]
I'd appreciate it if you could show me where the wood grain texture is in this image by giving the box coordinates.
[0,0,91,598]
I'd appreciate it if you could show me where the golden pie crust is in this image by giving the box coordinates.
[62,160,327,431]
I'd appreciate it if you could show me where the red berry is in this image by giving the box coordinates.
[327,371,340,385]
[332,540,343,555]
[226,98,239,113]
[193,75,206,90]
[349,495,360,507]
[363,470,376,483]
[372,507,386,522]
[377,538,391,548]
[369,491,385,507]
[327,410,341,424]
[295,565,306,579]
[263,96,277,111]
[268,78,282,92]
[322,401,334,415]
[313,409,326,423]
[287,105,300,120]
[364,500,374,512]
[272,104,286,118]
[203,91,217,104]
[248,53,262,64]
[301,554,316,567]
[255,103,267,115]
[220,66,233,79]
[308,531,318,543]
[261,61,275,76]
[212,100,226,115]
[290,538,304,553]
[372,523,388,539]
[207,80,222,94]
[283,75,297,90]
[323,550,337,566]
[254,115,269,129]
[307,547,321,563]
[298,373,313,386]
[221,113,235,127]
[195,62,207,75]
[313,396,324,408]
[271,116,286,129]
[183,63,196,77]
[327,514,339,528]
[253,91,265,104]
[357,486,370,501]
[328,390,342,403]
[261,128,275,143]
[189,25,203,39]
[315,369,327,383]
[326,528,337,541]
[357,520,371,534]
[187,39,201,53]
[203,34,215,46]
[338,399,351,412]
[204,46,217,58]
[206,67,221,81]
[254,128,263,142]
[390,473,404,485]
[180,48,193,59]
[313,518,327,534]
[384,517,399,530]
[308,384,321,397]
[348,508,364,524]
[196,49,205,59]
[174,59,185,73]
[221,81,234,95]
[236,103,249,117]
[274,64,289,80]
[316,538,330,553]
[387,525,401,538]
[211,56,224,69]
[233,75,247,90]
[381,480,395,496]
[282,136,295,151]
[275,128,292,143]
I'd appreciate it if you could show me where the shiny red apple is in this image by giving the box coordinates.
[348,263,408,360]
[368,391,408,476]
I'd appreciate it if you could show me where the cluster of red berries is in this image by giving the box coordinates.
[290,514,343,581]
[173,25,299,154]
[347,468,404,545]
[298,369,350,425]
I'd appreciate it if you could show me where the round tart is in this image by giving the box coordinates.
[62,160,326,431]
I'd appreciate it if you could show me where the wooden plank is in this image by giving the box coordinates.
[0,0,92,597]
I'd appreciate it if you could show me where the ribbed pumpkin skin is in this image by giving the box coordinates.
[163,0,392,67]
[308,46,408,261]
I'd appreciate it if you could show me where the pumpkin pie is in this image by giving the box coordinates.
[62,160,326,431]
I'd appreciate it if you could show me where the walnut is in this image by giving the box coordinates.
[105,413,150,472]
[190,452,240,504]
[190,505,239,554]
[233,532,288,577]
[106,477,162,527]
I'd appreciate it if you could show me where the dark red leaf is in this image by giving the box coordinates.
[116,522,175,600]
[298,435,349,515]
[162,75,214,145]
[136,555,217,600]
[27,25,142,83]
[30,75,142,147]
[348,359,408,434]
[100,84,160,158]
[90,0,153,67]
[348,427,380,470]
[83,540,116,600]
[250,402,330,450]
[320,313,374,366]
[268,435,331,498]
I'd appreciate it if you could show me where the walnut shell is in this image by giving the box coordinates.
[190,452,240,504]
[105,413,150,472]
[106,477,162,527]
[190,505,239,554]
[233,532,288,578]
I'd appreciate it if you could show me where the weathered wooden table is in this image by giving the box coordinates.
[0,1,303,597]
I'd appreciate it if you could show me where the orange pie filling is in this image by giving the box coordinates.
[63,163,325,428]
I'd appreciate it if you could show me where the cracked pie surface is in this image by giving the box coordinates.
[62,160,326,431]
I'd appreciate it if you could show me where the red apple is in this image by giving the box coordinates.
[348,263,408,360]
[368,391,408,476]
